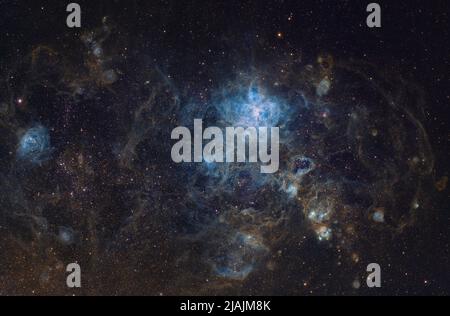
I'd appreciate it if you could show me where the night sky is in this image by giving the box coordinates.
[0,0,449,295]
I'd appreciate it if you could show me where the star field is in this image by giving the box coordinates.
[0,0,449,295]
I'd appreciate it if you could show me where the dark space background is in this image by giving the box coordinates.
[0,0,449,295]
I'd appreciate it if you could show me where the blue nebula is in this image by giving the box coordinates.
[284,183,298,198]
[372,210,385,223]
[17,125,52,165]
[215,84,285,127]
[58,226,76,245]
[316,78,331,97]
